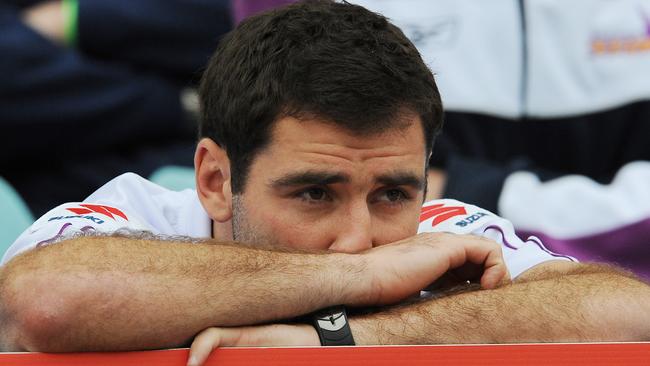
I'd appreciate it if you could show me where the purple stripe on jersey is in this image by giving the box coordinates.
[36,223,72,247]
[483,225,517,250]
[518,217,650,282]
[80,226,95,233]
[484,225,576,261]
[525,236,577,262]
[35,224,95,248]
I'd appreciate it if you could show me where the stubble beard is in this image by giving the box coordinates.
[231,194,274,247]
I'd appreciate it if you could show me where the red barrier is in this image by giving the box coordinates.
[1,343,649,366]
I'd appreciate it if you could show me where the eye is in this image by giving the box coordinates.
[376,188,410,205]
[384,189,407,202]
[297,187,331,202]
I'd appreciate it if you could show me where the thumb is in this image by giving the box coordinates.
[187,328,241,366]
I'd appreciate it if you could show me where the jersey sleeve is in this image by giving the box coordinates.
[417,199,576,279]
[0,173,167,266]
[1,202,152,266]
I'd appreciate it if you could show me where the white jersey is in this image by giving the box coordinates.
[1,173,573,278]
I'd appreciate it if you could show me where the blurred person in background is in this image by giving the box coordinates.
[0,0,233,217]
[356,0,650,281]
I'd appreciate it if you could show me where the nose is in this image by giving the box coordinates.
[328,202,373,254]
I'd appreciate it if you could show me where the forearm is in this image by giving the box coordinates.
[0,236,358,351]
[0,231,511,351]
[351,264,650,344]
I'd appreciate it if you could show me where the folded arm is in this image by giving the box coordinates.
[0,232,506,352]
[351,261,650,344]
[0,235,354,351]
[184,260,650,363]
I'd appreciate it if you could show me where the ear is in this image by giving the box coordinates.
[195,138,233,222]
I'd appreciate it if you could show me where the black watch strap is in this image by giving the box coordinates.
[312,305,355,346]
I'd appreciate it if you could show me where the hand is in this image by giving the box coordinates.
[353,232,510,306]
[22,0,67,44]
[187,324,319,366]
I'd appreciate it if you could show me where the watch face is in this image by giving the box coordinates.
[316,312,346,331]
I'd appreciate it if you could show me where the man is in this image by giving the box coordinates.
[1,0,649,356]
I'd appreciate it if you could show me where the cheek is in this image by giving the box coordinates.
[259,210,335,251]
[239,189,335,250]
[373,211,421,246]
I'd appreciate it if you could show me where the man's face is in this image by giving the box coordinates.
[226,115,427,253]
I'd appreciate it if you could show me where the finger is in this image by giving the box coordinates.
[410,233,504,288]
[447,236,508,289]
[448,262,484,282]
[478,243,509,289]
[499,269,512,287]
[187,328,222,366]
[425,271,467,291]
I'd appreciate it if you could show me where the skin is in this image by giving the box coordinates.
[207,115,427,251]
[197,114,509,306]
[186,115,509,365]
[0,111,647,358]
[22,1,67,45]
[186,116,650,366]
[0,113,508,352]
[12,2,650,361]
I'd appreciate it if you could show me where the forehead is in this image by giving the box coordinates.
[276,113,423,149]
[248,115,427,182]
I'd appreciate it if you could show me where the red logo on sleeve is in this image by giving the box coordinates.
[420,203,467,227]
[66,204,129,221]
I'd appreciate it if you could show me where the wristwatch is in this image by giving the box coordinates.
[312,305,355,346]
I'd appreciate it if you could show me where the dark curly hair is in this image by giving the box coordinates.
[199,0,443,193]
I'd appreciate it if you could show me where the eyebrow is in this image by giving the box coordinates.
[376,171,426,191]
[270,171,350,188]
[269,170,425,190]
